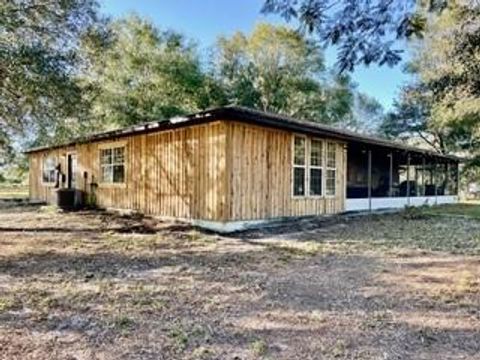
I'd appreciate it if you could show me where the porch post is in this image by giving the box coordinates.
[367,149,372,212]
[389,152,393,197]
[406,153,411,205]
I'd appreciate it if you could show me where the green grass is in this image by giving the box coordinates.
[425,202,480,220]
[0,185,28,199]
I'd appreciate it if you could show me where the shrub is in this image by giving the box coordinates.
[401,205,429,220]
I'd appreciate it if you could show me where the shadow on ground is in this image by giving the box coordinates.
[0,205,479,359]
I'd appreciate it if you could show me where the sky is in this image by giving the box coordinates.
[100,0,410,111]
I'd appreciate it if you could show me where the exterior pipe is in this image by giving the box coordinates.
[406,153,411,205]
[434,158,438,205]
[422,156,426,196]
[389,152,393,197]
[367,149,372,212]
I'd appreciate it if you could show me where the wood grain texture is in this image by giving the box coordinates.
[224,121,346,221]
[28,120,346,222]
[29,121,228,221]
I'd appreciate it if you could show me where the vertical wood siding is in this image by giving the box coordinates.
[225,121,346,221]
[28,119,346,222]
[29,122,228,221]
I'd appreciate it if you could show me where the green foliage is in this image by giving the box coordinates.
[80,15,217,128]
[211,23,356,124]
[261,0,451,72]
[250,339,268,356]
[382,3,480,178]
[0,0,104,146]
[401,205,430,220]
[425,203,480,220]
[1,4,385,168]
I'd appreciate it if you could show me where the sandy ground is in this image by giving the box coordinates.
[0,205,479,360]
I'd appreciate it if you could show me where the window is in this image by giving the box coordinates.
[100,146,125,183]
[309,139,323,196]
[292,136,336,198]
[326,142,336,196]
[42,156,56,183]
[293,137,306,196]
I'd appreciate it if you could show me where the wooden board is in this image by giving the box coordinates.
[29,121,228,221]
[28,119,346,222]
[224,121,346,221]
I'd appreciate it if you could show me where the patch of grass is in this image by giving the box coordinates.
[168,325,189,351]
[456,272,480,295]
[314,214,480,255]
[113,315,135,332]
[265,240,324,263]
[0,297,16,312]
[401,205,430,220]
[331,339,348,358]
[0,185,28,199]
[361,311,393,330]
[250,339,268,357]
[190,346,213,359]
[434,271,480,305]
[425,203,480,220]
[186,230,217,245]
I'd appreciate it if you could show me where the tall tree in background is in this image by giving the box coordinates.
[80,15,222,128]
[0,0,104,147]
[211,23,355,124]
[348,93,385,134]
[381,3,480,161]
[261,0,449,72]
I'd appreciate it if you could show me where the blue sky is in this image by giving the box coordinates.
[100,0,410,111]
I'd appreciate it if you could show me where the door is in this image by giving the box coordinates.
[67,153,77,189]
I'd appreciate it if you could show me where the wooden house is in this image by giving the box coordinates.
[26,106,460,231]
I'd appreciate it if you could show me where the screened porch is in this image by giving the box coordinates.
[346,142,459,212]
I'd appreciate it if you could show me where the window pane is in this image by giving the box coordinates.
[327,142,336,168]
[294,137,306,165]
[310,139,323,166]
[326,169,336,196]
[293,167,305,196]
[310,168,322,196]
[49,170,56,183]
[100,149,112,165]
[113,165,125,183]
[113,147,124,164]
[43,157,56,183]
[101,165,113,183]
[100,146,125,183]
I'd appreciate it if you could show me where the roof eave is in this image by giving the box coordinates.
[24,105,463,162]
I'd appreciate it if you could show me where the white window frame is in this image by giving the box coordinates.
[325,142,337,197]
[292,135,308,198]
[308,138,323,197]
[98,142,127,187]
[41,154,57,185]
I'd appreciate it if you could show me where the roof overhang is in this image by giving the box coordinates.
[24,106,463,162]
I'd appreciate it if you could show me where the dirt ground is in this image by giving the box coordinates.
[0,205,479,360]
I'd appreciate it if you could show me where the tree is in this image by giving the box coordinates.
[382,3,480,158]
[211,23,355,124]
[0,0,104,146]
[80,15,221,128]
[349,93,385,134]
[261,0,450,72]
[379,85,446,151]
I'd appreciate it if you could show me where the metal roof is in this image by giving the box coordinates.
[25,105,461,161]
